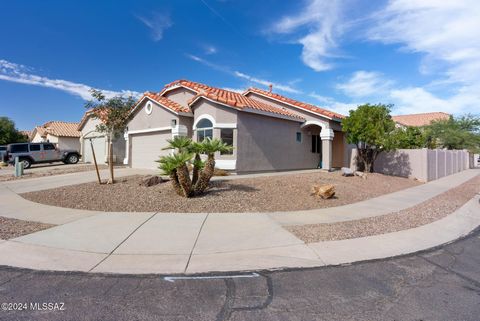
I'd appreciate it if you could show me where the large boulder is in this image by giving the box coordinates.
[139,175,164,187]
[311,184,336,199]
[341,167,354,177]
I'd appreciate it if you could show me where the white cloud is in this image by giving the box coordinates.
[137,12,172,41]
[365,0,480,115]
[309,92,358,116]
[222,87,245,93]
[269,0,345,71]
[203,44,217,55]
[185,54,301,94]
[336,71,393,98]
[0,59,141,100]
[234,71,301,94]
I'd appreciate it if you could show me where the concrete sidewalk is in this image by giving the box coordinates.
[0,168,478,274]
[0,194,478,274]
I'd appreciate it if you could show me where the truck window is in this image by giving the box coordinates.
[43,143,56,150]
[10,144,29,153]
[30,144,41,151]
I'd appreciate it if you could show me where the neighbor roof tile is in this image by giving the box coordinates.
[392,112,451,127]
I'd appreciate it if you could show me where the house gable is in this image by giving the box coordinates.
[127,98,181,132]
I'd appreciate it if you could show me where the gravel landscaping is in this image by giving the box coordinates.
[0,216,55,240]
[288,174,480,242]
[20,171,420,213]
[0,164,109,182]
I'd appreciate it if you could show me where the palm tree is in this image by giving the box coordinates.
[188,141,204,185]
[194,138,233,194]
[157,137,233,197]
[157,152,193,197]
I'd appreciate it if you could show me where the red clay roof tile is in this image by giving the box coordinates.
[392,112,451,127]
[244,87,345,120]
[164,80,305,120]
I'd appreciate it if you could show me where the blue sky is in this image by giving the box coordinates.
[1,0,479,130]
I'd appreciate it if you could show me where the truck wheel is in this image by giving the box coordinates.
[66,154,79,164]
[20,158,32,169]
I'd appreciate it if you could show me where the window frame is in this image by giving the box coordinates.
[196,118,214,142]
[220,128,234,155]
[296,132,302,143]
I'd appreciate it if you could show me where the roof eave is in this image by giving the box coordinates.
[244,89,338,121]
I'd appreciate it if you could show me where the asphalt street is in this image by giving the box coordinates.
[0,230,479,321]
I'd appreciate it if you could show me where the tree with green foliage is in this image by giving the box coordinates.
[85,89,136,184]
[342,103,397,172]
[0,117,28,145]
[391,126,428,149]
[424,114,480,153]
[157,136,232,197]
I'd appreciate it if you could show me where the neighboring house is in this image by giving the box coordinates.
[124,79,348,172]
[77,110,126,164]
[31,121,81,151]
[20,130,32,141]
[392,112,450,128]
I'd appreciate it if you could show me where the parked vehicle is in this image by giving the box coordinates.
[0,145,6,162]
[5,142,81,169]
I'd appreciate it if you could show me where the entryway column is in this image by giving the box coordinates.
[320,128,334,170]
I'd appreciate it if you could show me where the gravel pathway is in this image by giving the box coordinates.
[20,172,420,213]
[288,175,480,243]
[0,216,55,240]
[0,164,109,182]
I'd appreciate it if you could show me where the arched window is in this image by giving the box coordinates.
[196,118,213,142]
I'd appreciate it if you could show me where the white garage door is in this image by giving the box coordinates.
[83,136,106,164]
[131,131,171,169]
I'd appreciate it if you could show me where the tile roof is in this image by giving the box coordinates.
[36,121,81,138]
[20,130,32,139]
[144,92,191,113]
[243,87,345,120]
[164,80,305,120]
[127,92,192,118]
[162,79,215,94]
[392,112,451,127]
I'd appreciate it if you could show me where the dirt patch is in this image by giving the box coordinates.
[0,164,109,182]
[288,175,480,242]
[0,216,55,240]
[20,171,421,213]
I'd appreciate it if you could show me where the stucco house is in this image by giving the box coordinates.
[31,121,81,151]
[392,112,450,128]
[77,110,126,164]
[124,79,348,172]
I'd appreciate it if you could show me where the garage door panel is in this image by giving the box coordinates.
[83,137,106,164]
[131,131,171,169]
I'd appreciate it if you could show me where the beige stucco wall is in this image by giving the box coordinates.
[245,92,342,131]
[164,87,196,106]
[80,116,104,138]
[372,148,469,182]
[236,111,320,172]
[57,137,80,152]
[192,100,238,125]
[80,115,125,163]
[127,99,182,131]
[31,132,44,143]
